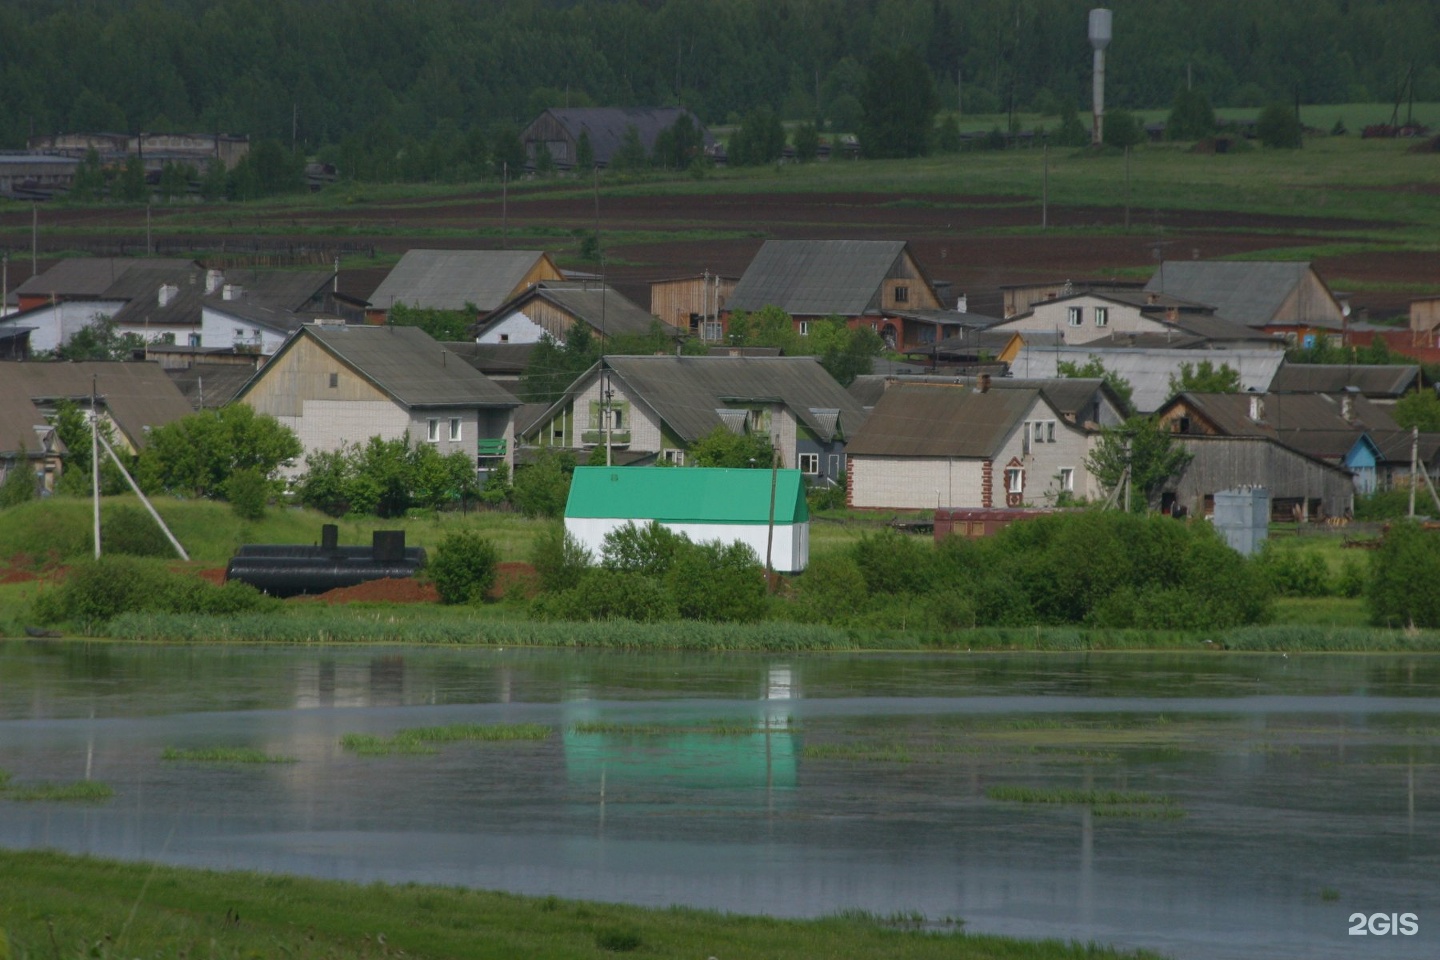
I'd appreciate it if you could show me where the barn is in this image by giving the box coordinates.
[564,466,810,573]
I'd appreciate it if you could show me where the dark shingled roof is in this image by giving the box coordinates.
[532,355,865,445]
[369,250,558,313]
[539,107,713,166]
[0,360,192,454]
[846,382,1043,458]
[166,363,256,410]
[441,342,536,378]
[1144,261,1328,327]
[726,240,911,316]
[849,374,1118,426]
[1269,363,1420,398]
[248,325,518,409]
[1172,391,1397,438]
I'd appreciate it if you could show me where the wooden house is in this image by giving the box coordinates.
[986,289,1277,348]
[650,273,736,341]
[364,250,564,323]
[235,324,519,478]
[725,240,959,351]
[1145,261,1346,346]
[475,281,659,345]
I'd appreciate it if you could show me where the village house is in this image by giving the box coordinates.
[724,239,960,351]
[198,269,361,355]
[984,288,1279,349]
[844,379,1096,511]
[519,355,864,485]
[0,258,202,352]
[365,249,565,324]
[650,273,736,341]
[234,324,519,478]
[1144,260,1346,347]
[474,280,659,345]
[521,107,714,171]
[0,360,192,491]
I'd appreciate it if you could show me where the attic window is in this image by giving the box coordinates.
[328,372,339,388]
[499,333,510,343]
[894,285,909,303]
[1067,307,1083,326]
[1094,307,1108,327]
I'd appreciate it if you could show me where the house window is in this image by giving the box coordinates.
[798,320,810,336]
[662,449,686,466]
[1006,467,1024,494]
[234,327,245,338]
[1045,421,1055,443]
[1067,307,1083,326]
[449,418,461,442]
[427,419,439,442]
[499,333,510,343]
[829,454,842,476]
[328,373,339,388]
[1094,307,1108,327]
[894,285,909,303]
[799,452,820,475]
[612,407,624,430]
[551,420,565,443]
[1059,467,1074,492]
[188,333,201,347]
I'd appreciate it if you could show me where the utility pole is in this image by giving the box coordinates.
[31,203,37,272]
[146,203,152,255]
[501,162,508,249]
[91,376,100,559]
[764,445,778,591]
[1410,425,1419,518]
[1041,141,1049,229]
[1124,145,1131,230]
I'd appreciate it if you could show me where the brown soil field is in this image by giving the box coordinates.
[0,186,1427,318]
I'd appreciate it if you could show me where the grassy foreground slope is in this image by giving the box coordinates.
[0,849,1161,960]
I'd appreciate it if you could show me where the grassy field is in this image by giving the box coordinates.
[0,849,1162,960]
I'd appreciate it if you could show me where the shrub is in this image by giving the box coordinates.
[540,568,675,622]
[530,524,592,593]
[428,531,501,605]
[667,539,767,623]
[601,521,684,577]
[94,504,173,557]
[510,451,574,519]
[1354,489,1412,521]
[791,552,870,623]
[1368,521,1440,627]
[1254,543,1331,597]
[851,530,933,596]
[226,467,269,521]
[0,463,37,508]
[1257,102,1302,148]
[33,556,273,631]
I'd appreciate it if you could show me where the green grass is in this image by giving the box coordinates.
[571,719,790,736]
[341,723,553,756]
[0,848,1163,960]
[161,747,297,764]
[986,785,1177,807]
[339,733,439,756]
[2,780,114,802]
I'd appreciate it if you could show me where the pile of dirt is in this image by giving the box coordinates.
[490,561,540,600]
[301,577,440,604]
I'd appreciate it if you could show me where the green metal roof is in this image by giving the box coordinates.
[566,466,809,524]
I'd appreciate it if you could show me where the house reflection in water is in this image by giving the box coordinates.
[292,656,408,709]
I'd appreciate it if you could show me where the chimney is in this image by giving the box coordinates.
[979,373,992,393]
[157,283,178,307]
[1147,292,1158,305]
[1249,395,1265,422]
[222,283,243,301]
[956,293,968,313]
[205,269,223,294]
[1341,394,1355,422]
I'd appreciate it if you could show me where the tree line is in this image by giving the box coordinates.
[3,0,1435,161]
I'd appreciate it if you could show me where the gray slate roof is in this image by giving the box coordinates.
[849,374,1116,425]
[0,360,192,454]
[369,250,555,313]
[1269,363,1420,398]
[726,240,910,316]
[536,355,865,445]
[845,382,1043,458]
[442,342,536,378]
[267,325,518,409]
[1144,261,1320,327]
[540,107,713,165]
[1170,391,1398,438]
[166,363,255,410]
[12,258,199,303]
[478,281,659,340]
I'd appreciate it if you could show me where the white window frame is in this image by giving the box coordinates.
[798,320,810,337]
[1059,467,1074,492]
[1094,307,1108,327]
[798,452,820,475]
[427,418,439,442]
[1067,306,1083,326]
[1006,467,1024,494]
[1045,421,1055,443]
[449,418,462,442]
[662,449,686,465]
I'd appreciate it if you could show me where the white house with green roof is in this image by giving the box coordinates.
[564,466,810,573]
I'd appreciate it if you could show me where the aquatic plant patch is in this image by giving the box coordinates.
[401,723,552,743]
[339,733,439,756]
[161,747,298,763]
[985,786,1177,807]
[2,780,114,802]
[570,719,792,737]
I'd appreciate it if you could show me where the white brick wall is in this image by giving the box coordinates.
[849,456,987,509]
[299,399,409,453]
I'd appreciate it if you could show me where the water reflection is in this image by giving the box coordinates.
[1,642,1438,960]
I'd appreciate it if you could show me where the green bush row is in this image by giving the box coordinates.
[33,556,277,633]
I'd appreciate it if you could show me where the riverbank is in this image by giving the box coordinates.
[0,849,1162,960]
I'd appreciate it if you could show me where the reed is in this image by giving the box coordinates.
[986,786,1176,807]
[4,781,114,802]
[399,723,552,743]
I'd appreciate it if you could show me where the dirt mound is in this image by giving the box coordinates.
[491,561,540,600]
[303,577,440,604]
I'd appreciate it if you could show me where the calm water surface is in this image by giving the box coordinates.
[2,642,1438,960]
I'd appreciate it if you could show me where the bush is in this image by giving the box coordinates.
[0,463,37,508]
[851,530,933,596]
[539,568,675,622]
[93,504,173,557]
[33,556,274,632]
[792,552,870,623]
[1257,102,1302,148]
[1354,489,1412,521]
[428,531,501,605]
[510,451,574,519]
[1254,543,1331,597]
[226,467,269,521]
[530,524,592,592]
[1368,521,1440,627]
[601,521,684,577]
[667,540,767,622]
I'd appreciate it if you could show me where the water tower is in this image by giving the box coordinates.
[1089,8,1112,146]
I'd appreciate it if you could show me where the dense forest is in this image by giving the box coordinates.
[2,0,1435,152]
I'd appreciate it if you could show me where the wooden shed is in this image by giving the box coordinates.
[650,273,736,340]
